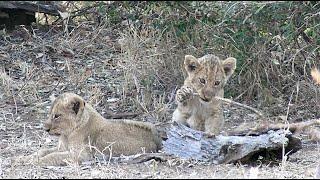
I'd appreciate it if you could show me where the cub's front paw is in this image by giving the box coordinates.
[176,86,194,103]
[203,132,216,139]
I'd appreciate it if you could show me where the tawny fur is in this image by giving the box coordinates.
[17,92,162,166]
[311,67,320,85]
[172,54,236,134]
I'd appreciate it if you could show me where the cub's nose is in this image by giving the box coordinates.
[203,89,214,99]
[44,127,50,132]
[202,96,210,102]
[202,93,212,102]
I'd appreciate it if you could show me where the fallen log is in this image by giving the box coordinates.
[83,119,317,165]
[161,122,302,164]
[0,1,66,30]
[0,1,63,16]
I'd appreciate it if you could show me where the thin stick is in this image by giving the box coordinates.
[193,93,265,118]
[229,118,320,136]
[215,96,265,118]
[268,118,320,133]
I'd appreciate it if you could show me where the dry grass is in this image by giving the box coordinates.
[116,25,187,122]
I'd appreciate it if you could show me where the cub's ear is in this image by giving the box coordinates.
[222,57,237,79]
[184,55,200,73]
[69,96,86,115]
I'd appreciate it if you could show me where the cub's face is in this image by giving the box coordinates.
[44,93,86,136]
[184,54,236,102]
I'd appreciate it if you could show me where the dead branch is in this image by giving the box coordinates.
[228,118,320,136]
[192,92,265,118]
[68,2,119,20]
[118,153,174,164]
[0,1,63,16]
[69,2,105,18]
[215,96,265,118]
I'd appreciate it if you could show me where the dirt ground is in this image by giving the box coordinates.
[1,102,319,179]
[1,25,320,179]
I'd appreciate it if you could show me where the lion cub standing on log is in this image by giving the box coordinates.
[19,92,161,166]
[172,54,236,135]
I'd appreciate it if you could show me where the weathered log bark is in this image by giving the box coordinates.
[0,1,65,30]
[0,1,63,16]
[161,122,302,164]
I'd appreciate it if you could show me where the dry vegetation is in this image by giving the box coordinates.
[1,1,320,178]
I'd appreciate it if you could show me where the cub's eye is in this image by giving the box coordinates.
[54,114,61,119]
[199,78,206,84]
[214,81,221,86]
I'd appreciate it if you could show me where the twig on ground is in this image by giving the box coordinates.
[229,118,320,136]
[215,96,265,118]
[118,153,173,164]
[192,92,265,118]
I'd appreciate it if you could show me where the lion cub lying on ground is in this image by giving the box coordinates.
[172,54,236,135]
[19,92,162,166]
